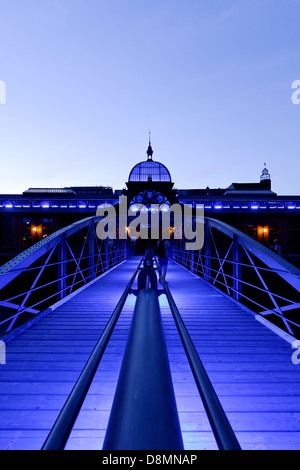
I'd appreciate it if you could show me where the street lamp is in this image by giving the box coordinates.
[32,225,38,243]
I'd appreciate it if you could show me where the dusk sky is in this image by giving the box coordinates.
[0,0,300,195]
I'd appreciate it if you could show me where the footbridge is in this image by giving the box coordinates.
[0,216,300,450]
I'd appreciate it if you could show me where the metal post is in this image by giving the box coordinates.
[233,234,241,300]
[58,233,67,300]
[88,222,95,281]
[204,221,211,282]
[190,250,195,273]
[104,240,109,271]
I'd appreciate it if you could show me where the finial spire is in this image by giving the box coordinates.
[147,131,153,160]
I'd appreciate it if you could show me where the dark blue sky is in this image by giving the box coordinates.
[1,0,300,194]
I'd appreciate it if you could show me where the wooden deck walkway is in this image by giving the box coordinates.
[0,257,299,450]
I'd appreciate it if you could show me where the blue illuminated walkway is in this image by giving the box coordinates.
[0,258,299,450]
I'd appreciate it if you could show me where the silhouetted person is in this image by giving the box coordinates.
[156,239,170,282]
[145,244,153,257]
[270,238,281,256]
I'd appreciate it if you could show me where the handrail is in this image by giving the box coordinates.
[0,216,102,282]
[0,248,128,276]
[174,255,299,306]
[157,262,241,451]
[174,258,300,329]
[206,217,300,278]
[0,259,125,330]
[2,250,128,305]
[174,252,300,332]
[0,250,129,334]
[41,258,142,450]
[172,217,300,337]
[173,249,300,279]
[103,265,184,450]
[0,216,130,335]
[205,217,300,292]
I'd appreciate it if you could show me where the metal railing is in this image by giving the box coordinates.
[43,254,241,450]
[103,260,184,450]
[42,259,142,450]
[0,216,130,336]
[172,217,300,338]
[157,260,241,451]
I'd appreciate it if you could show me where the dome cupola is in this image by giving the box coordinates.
[128,139,172,183]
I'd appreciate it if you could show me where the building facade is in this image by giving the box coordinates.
[0,143,300,266]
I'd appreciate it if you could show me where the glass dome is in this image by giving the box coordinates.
[128,160,172,183]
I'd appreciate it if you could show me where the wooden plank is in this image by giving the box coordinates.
[0,258,300,450]
[0,258,139,450]
[159,261,300,451]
